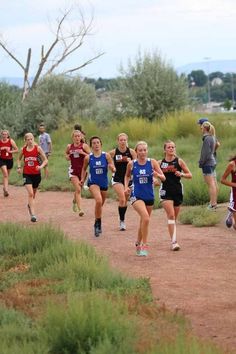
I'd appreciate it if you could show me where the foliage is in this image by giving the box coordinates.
[118,51,188,120]
[179,206,221,227]
[20,75,96,135]
[0,223,226,354]
[188,70,207,87]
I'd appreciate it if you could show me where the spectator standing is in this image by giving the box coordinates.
[39,123,52,178]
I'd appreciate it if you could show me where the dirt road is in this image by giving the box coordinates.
[2,186,236,352]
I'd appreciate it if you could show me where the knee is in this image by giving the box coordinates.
[95,198,103,208]
[142,214,150,225]
[28,191,34,199]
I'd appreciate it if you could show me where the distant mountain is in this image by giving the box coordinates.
[177,59,236,75]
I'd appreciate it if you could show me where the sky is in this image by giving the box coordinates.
[0,0,236,79]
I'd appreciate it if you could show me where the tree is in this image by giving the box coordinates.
[118,51,188,120]
[187,70,207,87]
[0,4,104,100]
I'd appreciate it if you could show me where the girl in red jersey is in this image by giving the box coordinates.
[17,133,48,222]
[221,155,236,229]
[65,130,90,216]
[0,129,18,197]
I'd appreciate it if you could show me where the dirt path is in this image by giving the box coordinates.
[2,186,236,352]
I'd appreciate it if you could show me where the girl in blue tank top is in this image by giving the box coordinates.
[125,141,165,257]
[81,136,116,237]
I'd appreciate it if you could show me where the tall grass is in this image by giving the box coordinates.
[0,224,228,354]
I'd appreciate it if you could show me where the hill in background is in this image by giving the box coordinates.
[177,59,236,75]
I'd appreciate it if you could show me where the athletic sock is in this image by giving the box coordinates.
[118,206,127,222]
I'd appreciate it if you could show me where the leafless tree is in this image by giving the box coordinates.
[0,5,104,100]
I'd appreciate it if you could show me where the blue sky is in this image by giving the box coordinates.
[0,0,236,78]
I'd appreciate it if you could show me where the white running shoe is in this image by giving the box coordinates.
[172,242,180,251]
[119,221,126,231]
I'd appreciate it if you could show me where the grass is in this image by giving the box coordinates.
[0,223,228,354]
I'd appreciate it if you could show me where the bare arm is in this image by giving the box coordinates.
[221,161,236,187]
[108,148,115,158]
[80,143,90,155]
[65,144,71,161]
[81,155,89,183]
[152,159,166,181]
[10,139,19,154]
[124,161,132,192]
[106,152,116,173]
[37,146,48,170]
[178,159,192,179]
[17,148,24,174]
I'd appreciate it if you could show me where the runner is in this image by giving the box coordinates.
[124,141,165,256]
[109,133,136,231]
[17,133,48,222]
[0,129,18,197]
[81,136,116,237]
[38,123,52,178]
[158,140,192,251]
[220,154,236,229]
[65,130,90,216]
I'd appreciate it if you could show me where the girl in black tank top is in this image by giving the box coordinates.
[109,133,136,231]
[158,140,192,251]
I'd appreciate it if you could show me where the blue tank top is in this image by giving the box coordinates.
[88,152,108,188]
[131,159,154,201]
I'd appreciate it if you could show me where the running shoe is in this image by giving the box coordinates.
[3,188,9,197]
[172,242,180,251]
[225,212,233,228]
[78,208,84,217]
[72,199,78,212]
[94,221,100,237]
[119,221,126,231]
[31,215,37,223]
[140,244,149,257]
[135,242,141,256]
[207,204,217,211]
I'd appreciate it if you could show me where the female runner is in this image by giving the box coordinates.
[109,133,136,231]
[81,136,116,237]
[65,130,90,216]
[0,129,18,197]
[125,141,165,256]
[17,133,48,222]
[158,140,192,251]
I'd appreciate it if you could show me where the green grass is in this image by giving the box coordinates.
[0,223,228,354]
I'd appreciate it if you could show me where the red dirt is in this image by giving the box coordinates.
[2,186,236,353]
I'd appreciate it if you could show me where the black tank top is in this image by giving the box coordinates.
[113,147,133,182]
[160,157,182,192]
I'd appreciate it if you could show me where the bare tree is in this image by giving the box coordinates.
[0,5,104,100]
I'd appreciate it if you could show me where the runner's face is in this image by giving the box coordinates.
[118,135,127,148]
[91,139,101,151]
[25,135,34,146]
[73,132,81,143]
[136,144,148,159]
[1,131,8,140]
[165,143,176,156]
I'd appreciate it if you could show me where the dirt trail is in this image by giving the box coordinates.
[2,186,236,352]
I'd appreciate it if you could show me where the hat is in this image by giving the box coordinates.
[197,117,209,125]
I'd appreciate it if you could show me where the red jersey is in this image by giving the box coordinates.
[0,139,13,160]
[68,143,86,178]
[23,145,40,175]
